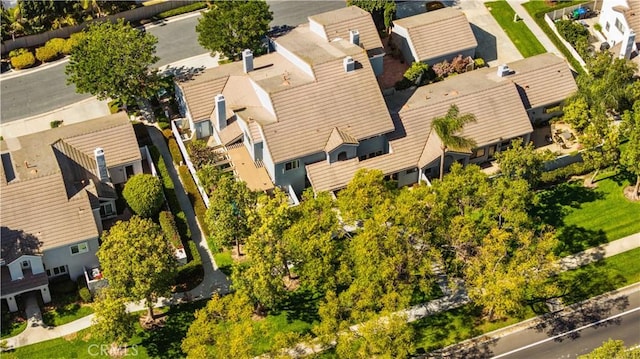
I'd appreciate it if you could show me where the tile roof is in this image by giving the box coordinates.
[1,267,49,296]
[219,121,243,146]
[308,6,384,56]
[325,127,359,153]
[614,1,640,33]
[393,8,477,62]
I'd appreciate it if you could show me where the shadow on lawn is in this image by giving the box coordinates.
[531,182,604,228]
[555,225,607,257]
[140,301,206,358]
[273,287,322,325]
[609,169,636,187]
[413,305,484,355]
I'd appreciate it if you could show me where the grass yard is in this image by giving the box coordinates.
[42,303,94,327]
[485,1,546,57]
[213,251,233,276]
[1,317,27,339]
[533,173,640,256]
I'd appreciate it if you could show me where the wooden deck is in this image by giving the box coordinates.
[226,146,274,192]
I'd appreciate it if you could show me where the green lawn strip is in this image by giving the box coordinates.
[213,251,233,276]
[534,174,640,256]
[485,1,546,57]
[2,302,205,359]
[522,0,587,75]
[412,248,640,354]
[43,304,94,327]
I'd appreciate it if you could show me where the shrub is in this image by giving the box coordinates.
[450,54,471,73]
[36,46,59,62]
[159,211,183,249]
[432,59,453,78]
[78,287,92,303]
[162,128,174,140]
[10,51,35,70]
[179,165,209,237]
[403,62,430,84]
[474,58,485,68]
[9,48,29,58]
[50,278,77,295]
[45,38,66,54]
[50,120,63,128]
[154,1,206,20]
[395,77,414,91]
[539,161,595,186]
[122,173,164,218]
[169,138,183,165]
[62,32,86,55]
[158,120,170,130]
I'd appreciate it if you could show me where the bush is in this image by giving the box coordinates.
[78,287,92,303]
[474,58,485,68]
[154,1,206,20]
[159,211,183,249]
[122,173,164,218]
[158,120,170,130]
[9,48,29,58]
[62,32,86,55]
[35,45,59,62]
[45,38,66,54]
[539,161,595,186]
[50,120,63,128]
[403,62,430,83]
[10,51,35,70]
[178,165,210,237]
[169,138,183,165]
[162,128,174,140]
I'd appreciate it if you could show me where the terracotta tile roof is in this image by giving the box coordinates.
[325,127,359,153]
[219,121,243,146]
[613,1,640,32]
[179,74,229,122]
[393,8,477,62]
[309,6,384,56]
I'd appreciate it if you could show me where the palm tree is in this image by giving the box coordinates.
[431,104,477,180]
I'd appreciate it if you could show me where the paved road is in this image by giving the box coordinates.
[490,290,640,359]
[0,1,344,122]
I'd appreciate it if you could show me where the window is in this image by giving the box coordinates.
[100,202,115,217]
[47,265,67,277]
[284,160,299,172]
[471,148,485,159]
[337,151,347,161]
[605,22,610,31]
[70,242,89,255]
[406,168,418,174]
[615,18,625,33]
[21,260,30,268]
[424,167,433,175]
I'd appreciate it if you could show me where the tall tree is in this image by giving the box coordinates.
[621,103,640,199]
[91,289,135,355]
[181,293,266,359]
[495,138,554,188]
[337,168,396,224]
[122,173,164,218]
[580,120,620,183]
[97,216,177,321]
[578,339,640,359]
[430,104,477,180]
[205,177,255,255]
[335,314,414,359]
[196,0,272,60]
[347,0,396,31]
[65,19,160,105]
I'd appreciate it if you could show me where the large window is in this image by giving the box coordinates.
[471,148,485,159]
[284,160,299,172]
[100,202,115,217]
[615,18,625,33]
[70,242,89,255]
[46,265,67,277]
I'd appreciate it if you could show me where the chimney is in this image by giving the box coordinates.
[242,49,254,73]
[94,148,110,182]
[343,56,355,72]
[497,64,511,77]
[214,94,227,131]
[349,29,360,46]
[619,30,636,60]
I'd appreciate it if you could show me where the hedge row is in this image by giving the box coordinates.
[149,146,183,233]
[178,165,210,238]
[154,2,206,20]
[159,211,183,249]
[8,33,86,70]
[539,161,595,186]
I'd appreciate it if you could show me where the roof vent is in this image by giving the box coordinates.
[242,49,254,73]
[349,29,360,46]
[343,56,355,72]
[497,64,512,77]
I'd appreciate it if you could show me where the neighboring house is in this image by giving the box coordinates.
[0,113,142,311]
[306,53,578,193]
[598,0,638,59]
[391,7,478,65]
[175,6,394,198]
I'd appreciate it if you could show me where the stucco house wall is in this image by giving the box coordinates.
[42,237,100,281]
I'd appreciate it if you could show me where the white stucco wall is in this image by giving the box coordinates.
[599,0,632,45]
[42,237,100,281]
[108,160,143,185]
[309,19,328,40]
[272,41,315,78]
[250,79,276,117]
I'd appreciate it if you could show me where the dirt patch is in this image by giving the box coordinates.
[231,245,249,262]
[63,332,77,341]
[283,276,300,291]
[583,177,598,188]
[623,186,640,201]
[139,311,167,331]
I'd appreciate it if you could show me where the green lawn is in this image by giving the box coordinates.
[213,251,233,276]
[1,319,27,339]
[485,1,546,57]
[522,0,587,74]
[42,303,94,327]
[533,173,640,256]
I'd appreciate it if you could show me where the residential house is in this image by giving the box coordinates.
[0,113,142,311]
[391,7,478,65]
[598,0,638,59]
[306,53,578,193]
[174,6,394,197]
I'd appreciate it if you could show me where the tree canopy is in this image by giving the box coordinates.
[495,138,554,188]
[621,102,640,199]
[122,173,164,218]
[196,0,272,60]
[97,216,176,319]
[347,0,396,30]
[91,289,135,350]
[579,339,640,359]
[65,19,160,105]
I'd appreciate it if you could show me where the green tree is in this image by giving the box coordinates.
[578,339,640,359]
[181,293,265,359]
[65,19,160,105]
[495,138,554,188]
[621,103,640,199]
[562,96,591,134]
[431,104,477,180]
[464,227,558,320]
[335,314,414,359]
[97,216,177,321]
[196,0,272,60]
[580,121,620,183]
[91,290,135,353]
[337,168,396,224]
[347,0,396,30]
[122,174,164,218]
[205,176,255,255]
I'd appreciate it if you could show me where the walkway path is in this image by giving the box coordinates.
[3,124,229,349]
[510,0,563,58]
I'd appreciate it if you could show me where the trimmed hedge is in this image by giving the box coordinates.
[159,211,183,249]
[154,2,206,20]
[35,45,59,62]
[78,287,92,303]
[8,48,29,58]
[10,51,35,70]
[62,32,86,55]
[168,138,183,165]
[178,165,210,238]
[45,38,66,54]
[162,128,174,140]
[539,161,595,187]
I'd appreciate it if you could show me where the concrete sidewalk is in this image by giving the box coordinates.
[509,0,563,58]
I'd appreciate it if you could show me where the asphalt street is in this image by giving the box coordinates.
[0,1,344,123]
